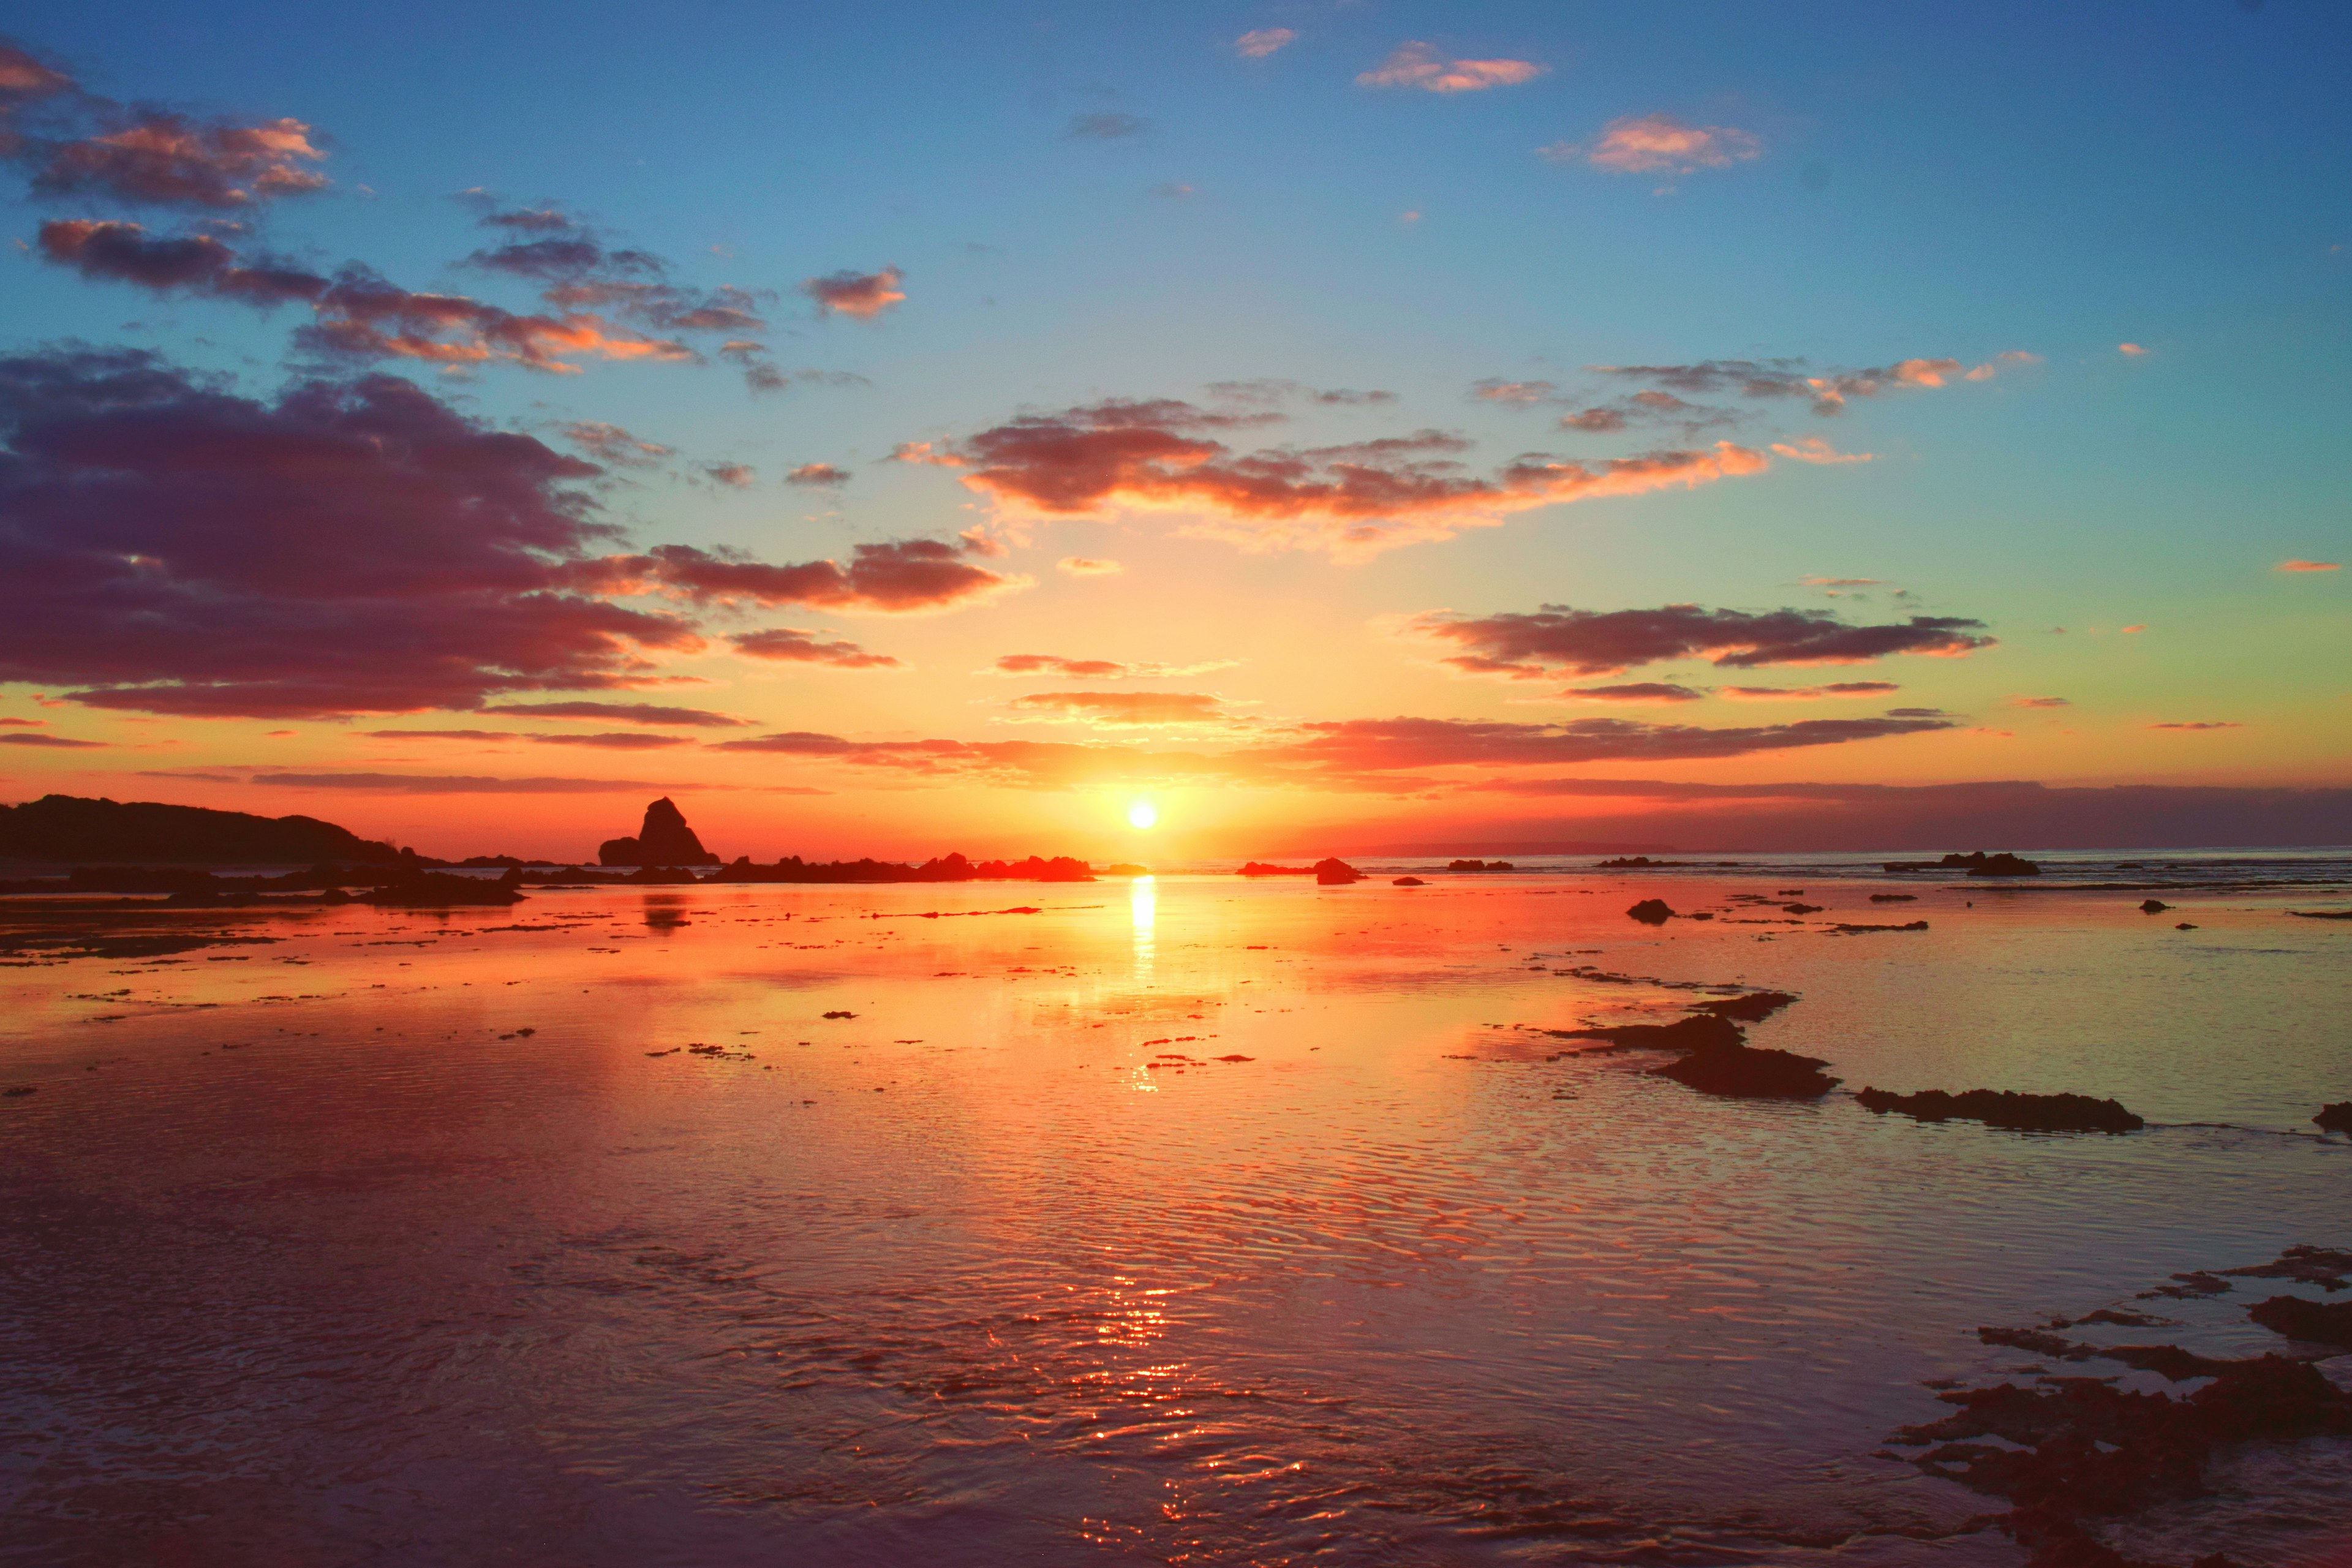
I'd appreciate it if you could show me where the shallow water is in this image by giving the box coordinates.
[2,867,2349,1566]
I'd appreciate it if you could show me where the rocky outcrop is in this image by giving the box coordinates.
[1626,898,1676,924]
[0,793,405,865]
[1881,851,2041,876]
[1855,1087,2143,1134]
[1314,858,1361,885]
[597,798,720,867]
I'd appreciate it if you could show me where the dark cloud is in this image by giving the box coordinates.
[560,420,670,467]
[728,628,903,668]
[525,731,690,749]
[237,771,668,793]
[0,730,105,747]
[1414,604,1995,677]
[37,219,326,305]
[28,113,329,208]
[1065,112,1150,140]
[2149,720,2241,731]
[1591,353,2035,416]
[1720,681,1902,701]
[786,462,849,486]
[1243,714,1957,774]
[1562,682,1706,703]
[800,265,904,319]
[901,397,1766,553]
[480,701,746,727]
[589,539,1028,615]
[0,347,701,718]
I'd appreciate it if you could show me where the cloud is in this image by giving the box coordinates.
[2278,559,2340,573]
[1562,682,1706,703]
[234,771,669,793]
[29,113,330,207]
[1058,556,1122,576]
[1543,114,1762,176]
[1414,604,1995,677]
[786,462,850,486]
[0,716,45,726]
[2119,343,2149,356]
[1590,352,2033,417]
[1006,690,1234,727]
[1799,576,1882,587]
[0,347,701,719]
[2008,695,2071,709]
[2148,721,2241,731]
[1065,111,1150,140]
[990,654,1235,679]
[363,728,689,749]
[905,396,1769,554]
[800,265,905,319]
[1357,42,1546,93]
[1719,681,1902,701]
[1149,181,1195,200]
[1234,28,1297,59]
[480,701,747,726]
[702,462,755,488]
[561,420,670,467]
[1471,379,1559,404]
[37,219,326,305]
[728,628,903,668]
[588,538,1030,615]
[1770,436,1872,465]
[0,731,105,747]
[1245,714,1956,775]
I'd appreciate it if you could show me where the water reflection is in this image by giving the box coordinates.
[641,894,689,932]
[1128,875,1155,980]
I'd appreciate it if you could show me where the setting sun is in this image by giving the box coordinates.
[1126,801,1158,830]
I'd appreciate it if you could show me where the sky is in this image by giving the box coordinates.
[0,1,2346,861]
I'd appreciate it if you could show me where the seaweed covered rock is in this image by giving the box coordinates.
[2248,1295,2352,1348]
[2316,1102,2352,1134]
[1855,1087,2143,1134]
[362,867,525,907]
[1688,990,1797,1021]
[1557,1012,1837,1100]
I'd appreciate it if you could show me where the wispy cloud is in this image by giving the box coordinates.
[481,701,748,727]
[990,654,1237,679]
[1542,113,1762,176]
[1357,42,1545,94]
[728,628,904,668]
[1413,605,1994,678]
[1057,557,1123,577]
[1561,682,1707,703]
[1005,690,1235,728]
[1065,111,1150,140]
[1719,682,1902,701]
[801,265,905,319]
[1770,436,1872,465]
[2148,720,2241,731]
[1234,28,1297,59]
[786,462,850,486]
[562,421,671,467]
[2278,559,2340,573]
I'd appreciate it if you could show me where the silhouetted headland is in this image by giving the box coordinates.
[0,794,407,866]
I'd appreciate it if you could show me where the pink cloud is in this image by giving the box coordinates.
[1561,683,1706,703]
[2008,696,2071,709]
[990,654,1235,679]
[910,397,1768,554]
[786,462,850,486]
[2148,721,2241,731]
[1357,42,1545,94]
[702,462,755,488]
[2278,559,2340,573]
[1057,556,1123,576]
[1235,28,1297,59]
[728,628,903,669]
[2119,343,2149,356]
[590,538,1030,616]
[1414,605,1994,678]
[1770,437,1872,465]
[33,114,329,206]
[1544,114,1762,176]
[1005,690,1235,728]
[562,421,671,467]
[1719,682,1901,701]
[801,265,905,319]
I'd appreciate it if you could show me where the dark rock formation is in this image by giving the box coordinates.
[1881,851,2041,876]
[1393,876,1426,886]
[2316,1102,2352,1133]
[1690,990,1798,1021]
[2250,1295,2352,1348]
[1237,861,1314,876]
[1555,1012,1838,1099]
[1855,1087,2143,1134]
[1446,858,1515,871]
[1314,857,1361,885]
[598,798,720,867]
[1597,855,1684,869]
[361,867,525,907]
[1869,892,1918,902]
[2288,908,2352,920]
[1626,897,1676,924]
[1831,919,1930,933]
[2139,899,2172,913]
[0,793,406,865]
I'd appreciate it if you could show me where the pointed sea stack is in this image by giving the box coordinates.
[598,798,721,867]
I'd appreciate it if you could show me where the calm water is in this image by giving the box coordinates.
[3,864,2349,1566]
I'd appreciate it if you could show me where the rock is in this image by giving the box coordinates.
[2316,1102,2352,1133]
[1689,990,1798,1021]
[597,797,721,867]
[1626,898,1676,925]
[2287,908,2352,920]
[0,793,406,865]
[1869,892,1918,902]
[2139,899,2171,913]
[1237,861,1314,876]
[1880,851,2040,876]
[1313,858,1360,885]
[1446,859,1515,872]
[1652,1043,1839,1099]
[2175,922,2197,930]
[1392,876,1426,886]
[361,866,525,907]
[1855,1087,2143,1134]
[1597,856,1683,868]
[1831,920,1930,933]
[2249,1295,2352,1349]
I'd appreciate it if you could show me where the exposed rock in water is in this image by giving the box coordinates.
[1855,1087,2143,1134]
[1237,861,1314,876]
[1314,858,1360,885]
[1881,850,2041,876]
[1831,919,1930,933]
[1447,858,1515,872]
[1555,1012,1838,1100]
[1869,892,1918,902]
[2248,1295,2352,1348]
[2140,899,2172,913]
[1626,898,1676,925]
[2287,908,2352,920]
[1597,856,1684,869]
[361,867,525,907]
[1392,876,1426,886]
[1689,990,1798,1021]
[2316,1102,2352,1134]
[598,797,721,867]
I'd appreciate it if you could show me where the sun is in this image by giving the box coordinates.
[1127,801,1159,830]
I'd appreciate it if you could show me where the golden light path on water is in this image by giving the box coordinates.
[1,864,2348,1566]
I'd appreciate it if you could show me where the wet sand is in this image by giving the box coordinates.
[2,865,2348,1566]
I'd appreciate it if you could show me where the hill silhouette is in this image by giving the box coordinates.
[0,794,405,865]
